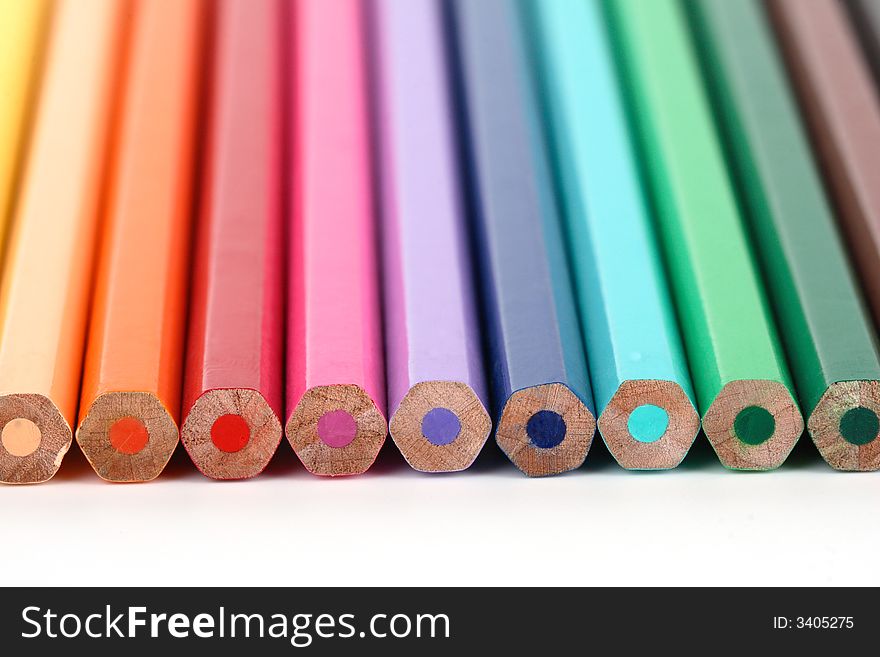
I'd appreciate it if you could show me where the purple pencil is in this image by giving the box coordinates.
[372,0,491,472]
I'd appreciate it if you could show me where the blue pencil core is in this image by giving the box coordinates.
[421,408,461,446]
[526,410,567,448]
[628,404,669,443]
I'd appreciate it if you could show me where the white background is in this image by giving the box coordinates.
[2,435,877,587]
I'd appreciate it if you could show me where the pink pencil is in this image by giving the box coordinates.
[181,0,284,480]
[285,0,386,476]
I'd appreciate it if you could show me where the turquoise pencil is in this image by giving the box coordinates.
[528,0,699,469]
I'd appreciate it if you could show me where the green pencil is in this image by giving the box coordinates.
[689,0,880,470]
[605,0,803,470]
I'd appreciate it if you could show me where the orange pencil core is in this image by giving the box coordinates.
[109,417,149,455]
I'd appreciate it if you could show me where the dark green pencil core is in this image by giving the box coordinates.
[734,406,775,445]
[839,407,879,446]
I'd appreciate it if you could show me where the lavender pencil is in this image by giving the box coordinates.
[373,0,491,472]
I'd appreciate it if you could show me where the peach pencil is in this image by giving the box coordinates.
[0,0,128,484]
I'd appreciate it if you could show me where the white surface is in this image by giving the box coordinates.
[3,437,878,587]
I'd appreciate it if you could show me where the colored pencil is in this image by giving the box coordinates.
[286,0,387,476]
[0,0,49,260]
[0,0,127,484]
[769,0,880,333]
[528,0,699,470]
[180,0,284,480]
[691,0,880,471]
[450,0,596,477]
[606,0,803,470]
[373,0,491,473]
[847,0,880,84]
[77,0,207,483]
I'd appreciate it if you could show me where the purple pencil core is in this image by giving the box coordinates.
[421,407,461,446]
[317,410,357,448]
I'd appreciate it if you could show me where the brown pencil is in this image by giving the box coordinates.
[769,0,880,327]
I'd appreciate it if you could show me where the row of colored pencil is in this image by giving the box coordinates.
[3,0,880,484]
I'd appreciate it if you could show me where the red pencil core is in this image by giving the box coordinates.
[211,414,251,453]
[109,416,150,455]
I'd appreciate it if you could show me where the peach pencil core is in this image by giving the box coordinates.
[1,418,42,457]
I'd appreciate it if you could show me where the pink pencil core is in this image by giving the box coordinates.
[317,410,357,448]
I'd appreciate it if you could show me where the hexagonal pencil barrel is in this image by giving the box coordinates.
[77,0,208,482]
[180,0,284,480]
[606,0,803,469]
[692,0,880,470]
[285,0,387,476]
[449,0,596,476]
[528,0,699,469]
[0,0,125,484]
[372,0,491,473]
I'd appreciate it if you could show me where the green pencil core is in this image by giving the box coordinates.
[734,406,775,445]
[628,404,669,443]
[839,407,879,446]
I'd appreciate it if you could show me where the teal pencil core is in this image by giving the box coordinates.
[734,406,775,445]
[627,404,669,443]
[839,407,879,446]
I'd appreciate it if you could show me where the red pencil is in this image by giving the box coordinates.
[180,0,284,480]
[285,0,386,476]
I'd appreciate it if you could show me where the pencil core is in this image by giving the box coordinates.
[734,406,775,445]
[109,416,149,455]
[526,410,567,448]
[211,414,250,453]
[1,418,42,457]
[839,407,879,446]
[627,404,669,443]
[317,410,357,448]
[421,407,461,446]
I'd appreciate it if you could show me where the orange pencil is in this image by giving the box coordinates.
[76,0,207,482]
[0,0,129,484]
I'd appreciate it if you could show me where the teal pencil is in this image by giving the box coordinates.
[528,0,699,469]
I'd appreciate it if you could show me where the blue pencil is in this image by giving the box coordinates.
[449,0,596,476]
[528,0,699,469]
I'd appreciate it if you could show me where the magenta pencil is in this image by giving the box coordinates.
[180,0,284,480]
[285,0,386,476]
[373,0,491,473]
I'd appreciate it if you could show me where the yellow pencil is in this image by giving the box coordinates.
[0,0,129,484]
[0,0,50,254]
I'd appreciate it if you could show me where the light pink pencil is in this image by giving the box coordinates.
[285,0,386,476]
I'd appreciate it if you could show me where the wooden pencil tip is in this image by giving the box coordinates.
[495,383,595,477]
[0,394,72,484]
[181,388,282,480]
[702,380,803,470]
[808,380,880,471]
[597,379,700,470]
[286,384,386,476]
[389,381,491,473]
[76,391,179,482]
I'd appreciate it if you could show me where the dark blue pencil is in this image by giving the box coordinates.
[448,0,595,476]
